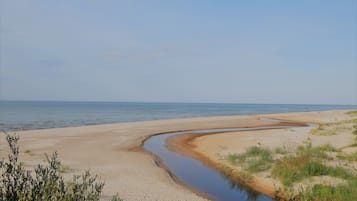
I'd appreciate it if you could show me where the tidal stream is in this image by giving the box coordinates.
[144,119,309,201]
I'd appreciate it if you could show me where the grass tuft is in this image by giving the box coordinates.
[226,146,273,172]
[274,147,289,155]
[337,151,357,162]
[346,110,357,117]
[310,118,357,136]
[272,154,351,186]
[296,177,357,201]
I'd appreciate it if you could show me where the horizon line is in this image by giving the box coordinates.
[0,99,356,106]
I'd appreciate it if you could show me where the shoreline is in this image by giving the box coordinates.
[165,109,356,200]
[1,109,354,200]
[164,123,308,199]
[3,108,353,133]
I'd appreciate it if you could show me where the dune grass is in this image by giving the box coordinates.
[272,143,348,186]
[310,118,357,136]
[346,110,357,117]
[272,153,351,186]
[337,151,357,162]
[274,147,289,155]
[297,143,338,160]
[297,177,357,201]
[224,113,357,201]
[353,124,357,135]
[226,146,273,172]
[226,142,357,200]
[310,126,351,136]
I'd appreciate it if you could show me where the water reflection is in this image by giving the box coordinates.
[143,126,297,201]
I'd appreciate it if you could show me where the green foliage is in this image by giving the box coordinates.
[318,144,338,152]
[226,146,273,172]
[226,153,239,164]
[272,140,357,200]
[271,154,351,186]
[297,143,337,160]
[295,177,357,201]
[245,158,272,172]
[0,133,123,201]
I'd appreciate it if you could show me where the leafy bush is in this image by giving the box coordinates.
[0,134,122,201]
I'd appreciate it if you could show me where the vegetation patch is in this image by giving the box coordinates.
[225,114,357,201]
[227,146,273,172]
[272,154,351,186]
[297,143,338,160]
[336,151,357,162]
[272,143,357,199]
[353,124,357,135]
[295,177,357,201]
[310,126,351,136]
[346,110,357,117]
[310,118,357,136]
[226,141,356,200]
[274,147,289,155]
[0,133,122,201]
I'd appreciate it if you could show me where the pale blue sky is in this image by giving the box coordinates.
[0,1,356,104]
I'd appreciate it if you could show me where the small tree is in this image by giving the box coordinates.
[0,133,122,201]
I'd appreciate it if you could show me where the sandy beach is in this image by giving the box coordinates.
[1,109,356,200]
[168,110,357,198]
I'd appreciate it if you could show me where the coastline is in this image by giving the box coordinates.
[0,109,354,200]
[165,122,308,198]
[166,109,356,199]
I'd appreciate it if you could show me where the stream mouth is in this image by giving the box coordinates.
[143,121,309,201]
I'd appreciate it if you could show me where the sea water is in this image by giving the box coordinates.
[0,100,355,131]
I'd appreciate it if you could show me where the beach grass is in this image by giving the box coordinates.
[297,143,338,160]
[310,117,357,136]
[226,140,356,200]
[336,151,357,162]
[272,142,357,200]
[310,125,351,136]
[297,177,357,201]
[272,154,351,186]
[274,147,289,155]
[227,146,273,172]
[346,110,357,117]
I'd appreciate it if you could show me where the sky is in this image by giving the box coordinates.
[0,1,356,105]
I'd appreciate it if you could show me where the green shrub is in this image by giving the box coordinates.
[0,133,122,201]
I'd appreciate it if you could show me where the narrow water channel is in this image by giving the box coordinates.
[143,123,307,201]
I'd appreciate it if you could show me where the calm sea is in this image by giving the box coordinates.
[0,101,356,131]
